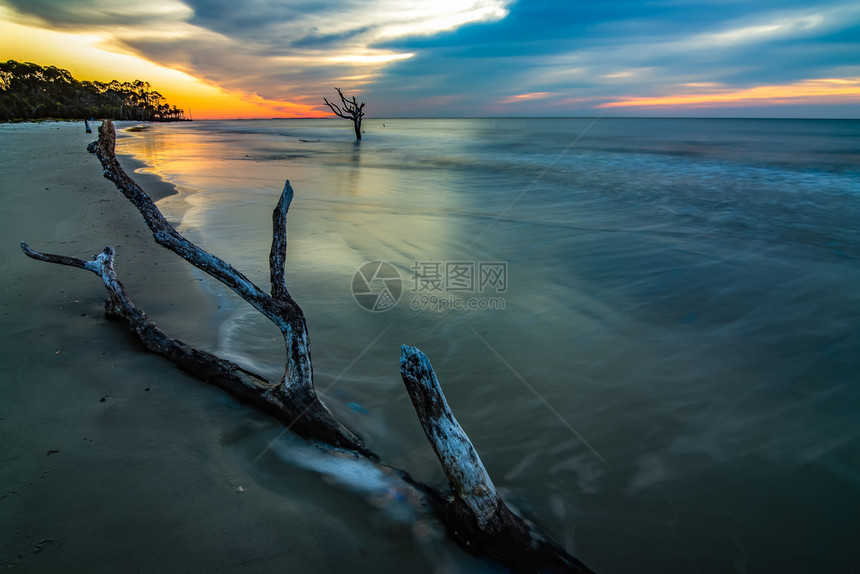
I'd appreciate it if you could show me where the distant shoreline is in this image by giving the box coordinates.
[5,116,857,124]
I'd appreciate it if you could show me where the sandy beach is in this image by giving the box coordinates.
[0,122,453,573]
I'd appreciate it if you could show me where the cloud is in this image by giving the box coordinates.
[432,1,860,115]
[1,0,858,116]
[596,77,860,109]
[1,0,512,112]
[1,0,192,27]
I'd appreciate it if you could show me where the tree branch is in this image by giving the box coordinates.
[20,242,95,272]
[400,345,595,573]
[269,181,293,301]
[323,98,348,119]
[84,119,371,457]
[20,243,274,398]
[400,345,499,526]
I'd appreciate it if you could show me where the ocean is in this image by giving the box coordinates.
[116,117,860,572]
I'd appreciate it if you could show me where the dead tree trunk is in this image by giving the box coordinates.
[21,120,594,573]
[323,87,365,140]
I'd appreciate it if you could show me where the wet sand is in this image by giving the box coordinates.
[0,122,454,573]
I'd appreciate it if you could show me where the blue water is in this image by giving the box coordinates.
[119,117,860,573]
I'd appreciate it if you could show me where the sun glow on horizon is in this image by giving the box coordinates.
[598,78,860,109]
[0,10,327,119]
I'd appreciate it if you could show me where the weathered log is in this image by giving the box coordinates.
[401,346,594,573]
[84,120,371,458]
[20,243,270,397]
[21,120,594,573]
[18,241,370,456]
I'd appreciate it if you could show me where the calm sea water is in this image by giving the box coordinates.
[119,118,860,573]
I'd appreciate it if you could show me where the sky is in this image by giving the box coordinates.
[1,0,858,119]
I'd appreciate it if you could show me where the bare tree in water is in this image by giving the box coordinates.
[323,88,365,140]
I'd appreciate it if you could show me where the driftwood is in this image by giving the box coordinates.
[401,346,593,572]
[323,87,365,140]
[21,120,594,573]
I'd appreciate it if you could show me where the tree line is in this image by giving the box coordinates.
[0,60,186,122]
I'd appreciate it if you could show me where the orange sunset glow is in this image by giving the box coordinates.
[0,7,328,119]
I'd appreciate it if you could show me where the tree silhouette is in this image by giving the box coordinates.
[0,60,185,122]
[323,87,365,140]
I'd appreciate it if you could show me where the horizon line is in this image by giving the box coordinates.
[189,115,860,121]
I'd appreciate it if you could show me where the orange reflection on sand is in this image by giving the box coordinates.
[597,78,860,109]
